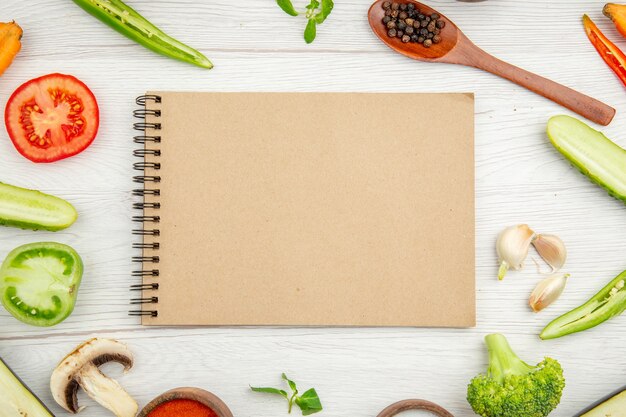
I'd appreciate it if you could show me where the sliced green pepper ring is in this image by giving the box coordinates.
[0,242,83,327]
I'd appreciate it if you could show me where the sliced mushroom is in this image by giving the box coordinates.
[50,338,138,417]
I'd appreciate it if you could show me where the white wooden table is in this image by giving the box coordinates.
[1,1,626,416]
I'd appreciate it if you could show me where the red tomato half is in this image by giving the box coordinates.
[4,73,99,163]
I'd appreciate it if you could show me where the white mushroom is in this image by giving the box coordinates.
[50,338,138,417]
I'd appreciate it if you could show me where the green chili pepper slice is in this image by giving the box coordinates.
[541,270,626,340]
[71,0,213,69]
[0,242,83,327]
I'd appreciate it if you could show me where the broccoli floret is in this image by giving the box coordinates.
[467,334,565,417]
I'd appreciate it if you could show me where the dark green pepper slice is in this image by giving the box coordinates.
[71,0,213,69]
[0,242,83,327]
[541,270,626,339]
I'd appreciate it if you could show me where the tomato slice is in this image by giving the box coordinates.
[0,242,83,327]
[4,73,99,163]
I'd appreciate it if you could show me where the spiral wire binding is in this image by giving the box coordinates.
[130,95,162,318]
[133,149,161,157]
[130,283,159,291]
[134,135,161,144]
[133,175,161,183]
[132,189,160,196]
[133,215,160,222]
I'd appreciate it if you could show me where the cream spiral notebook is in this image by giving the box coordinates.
[131,92,475,327]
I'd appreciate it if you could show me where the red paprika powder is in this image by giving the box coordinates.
[147,399,218,417]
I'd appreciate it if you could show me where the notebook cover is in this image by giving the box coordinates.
[138,92,475,326]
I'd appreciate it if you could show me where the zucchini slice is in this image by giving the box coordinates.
[578,386,626,417]
[0,182,77,231]
[0,357,55,416]
[547,115,626,203]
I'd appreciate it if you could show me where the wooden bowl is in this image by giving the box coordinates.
[376,399,454,417]
[137,387,234,417]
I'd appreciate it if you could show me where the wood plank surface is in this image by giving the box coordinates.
[1,0,625,416]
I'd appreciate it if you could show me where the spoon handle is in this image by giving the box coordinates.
[460,45,615,125]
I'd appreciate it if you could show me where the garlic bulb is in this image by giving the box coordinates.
[532,234,567,272]
[529,273,570,312]
[496,224,535,280]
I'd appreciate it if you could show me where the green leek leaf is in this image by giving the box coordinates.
[306,0,321,9]
[282,373,298,393]
[295,388,323,415]
[321,0,334,20]
[251,374,323,415]
[276,0,299,16]
[250,386,289,398]
[304,19,317,43]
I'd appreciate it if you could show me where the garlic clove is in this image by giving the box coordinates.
[532,233,567,273]
[496,224,535,280]
[529,273,570,312]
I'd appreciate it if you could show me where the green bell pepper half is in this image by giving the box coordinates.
[72,0,213,69]
[541,270,626,339]
[0,242,83,327]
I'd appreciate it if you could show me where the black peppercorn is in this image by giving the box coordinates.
[381,2,445,49]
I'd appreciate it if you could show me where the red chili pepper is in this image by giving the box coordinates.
[583,14,626,87]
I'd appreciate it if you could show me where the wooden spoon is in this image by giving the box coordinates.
[368,0,616,126]
[376,399,455,417]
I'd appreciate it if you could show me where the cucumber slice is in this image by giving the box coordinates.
[0,357,55,416]
[579,387,626,417]
[547,115,626,203]
[0,182,77,231]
